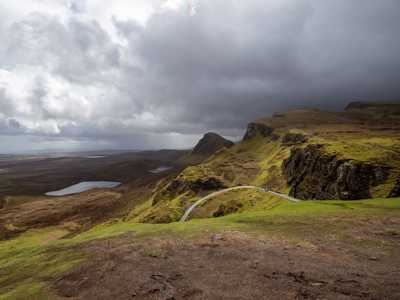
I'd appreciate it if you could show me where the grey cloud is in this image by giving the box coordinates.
[1,0,400,152]
[124,0,400,126]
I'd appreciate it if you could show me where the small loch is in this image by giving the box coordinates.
[149,166,173,174]
[46,181,121,197]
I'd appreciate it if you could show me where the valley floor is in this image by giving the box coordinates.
[1,198,400,299]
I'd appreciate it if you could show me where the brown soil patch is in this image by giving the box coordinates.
[53,228,400,300]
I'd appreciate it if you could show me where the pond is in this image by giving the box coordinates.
[46,181,121,196]
[149,166,173,174]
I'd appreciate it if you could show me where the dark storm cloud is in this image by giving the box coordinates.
[1,0,400,152]
[120,0,400,130]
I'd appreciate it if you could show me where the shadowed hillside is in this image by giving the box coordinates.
[191,132,234,156]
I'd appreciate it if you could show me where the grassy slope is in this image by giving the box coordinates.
[128,136,293,222]
[0,227,84,300]
[1,197,399,299]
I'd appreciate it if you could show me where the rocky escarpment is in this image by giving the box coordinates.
[243,122,276,140]
[282,144,391,200]
[191,132,234,156]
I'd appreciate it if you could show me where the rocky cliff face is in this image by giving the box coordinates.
[192,132,234,156]
[243,123,276,140]
[282,144,391,200]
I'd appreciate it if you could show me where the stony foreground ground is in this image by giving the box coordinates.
[54,217,400,299]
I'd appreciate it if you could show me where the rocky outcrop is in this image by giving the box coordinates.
[213,201,243,217]
[282,133,307,146]
[282,144,390,200]
[389,178,400,197]
[152,177,226,205]
[170,177,225,194]
[243,123,275,140]
[192,132,234,156]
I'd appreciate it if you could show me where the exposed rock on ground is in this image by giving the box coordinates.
[191,132,234,156]
[213,200,243,217]
[282,144,391,200]
[282,133,308,146]
[390,178,400,197]
[185,177,226,192]
[152,177,226,206]
[243,122,274,140]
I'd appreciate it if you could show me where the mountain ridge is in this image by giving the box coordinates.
[128,101,400,223]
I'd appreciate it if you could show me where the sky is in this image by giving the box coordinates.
[0,0,400,153]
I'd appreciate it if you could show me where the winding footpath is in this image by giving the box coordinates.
[180,186,300,222]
